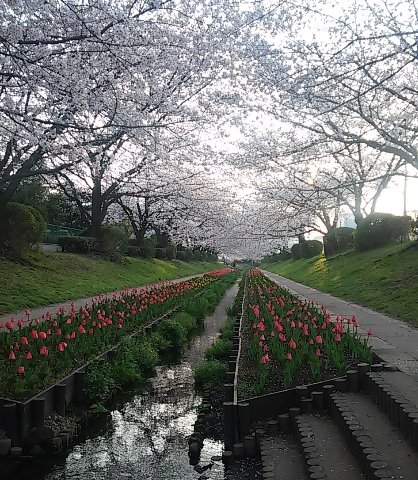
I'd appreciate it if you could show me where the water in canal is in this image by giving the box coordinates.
[9,284,241,480]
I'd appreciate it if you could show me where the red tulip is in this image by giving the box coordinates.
[39,331,47,339]
[25,351,32,360]
[78,325,86,334]
[315,335,323,344]
[335,333,341,342]
[30,330,38,339]
[21,336,28,345]
[315,348,321,356]
[9,351,16,360]
[286,352,292,360]
[17,365,25,374]
[289,339,297,349]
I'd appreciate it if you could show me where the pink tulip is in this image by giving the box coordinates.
[21,336,28,345]
[39,331,47,339]
[25,351,32,360]
[286,352,292,360]
[335,333,341,342]
[9,351,16,360]
[289,339,296,349]
[17,365,25,374]
[260,353,270,364]
[315,349,321,356]
[315,335,323,344]
[30,330,38,339]
[40,346,49,356]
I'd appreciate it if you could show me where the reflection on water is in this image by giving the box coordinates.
[44,361,224,480]
[14,284,240,480]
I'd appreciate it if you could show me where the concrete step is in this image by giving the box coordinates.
[365,370,418,446]
[295,414,364,480]
[260,434,308,480]
[330,391,418,479]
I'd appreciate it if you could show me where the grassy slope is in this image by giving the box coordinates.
[262,243,418,326]
[0,251,221,314]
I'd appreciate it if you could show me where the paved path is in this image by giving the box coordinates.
[263,270,418,379]
[0,273,205,330]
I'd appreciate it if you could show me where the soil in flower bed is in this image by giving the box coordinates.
[237,269,372,400]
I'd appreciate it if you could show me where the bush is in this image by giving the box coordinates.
[126,245,141,257]
[324,227,355,257]
[300,240,323,258]
[219,317,236,341]
[140,238,156,258]
[194,360,228,391]
[84,362,118,402]
[183,297,209,322]
[58,235,99,253]
[159,318,188,351]
[355,213,411,251]
[171,311,197,333]
[100,225,129,254]
[166,244,177,260]
[291,243,302,260]
[0,202,45,255]
[204,338,232,361]
[155,247,166,259]
[291,240,323,259]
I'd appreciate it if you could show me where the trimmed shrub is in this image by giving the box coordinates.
[100,225,129,254]
[58,235,99,253]
[291,240,323,259]
[291,243,302,260]
[324,227,355,257]
[141,238,156,258]
[166,244,177,260]
[0,202,45,255]
[194,360,228,391]
[300,239,323,258]
[355,213,411,251]
[126,245,141,257]
[155,247,166,259]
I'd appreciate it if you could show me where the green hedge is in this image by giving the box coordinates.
[355,213,410,251]
[324,227,355,257]
[58,235,99,253]
[291,240,323,259]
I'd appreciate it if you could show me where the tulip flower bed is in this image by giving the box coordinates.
[238,269,372,398]
[0,270,233,401]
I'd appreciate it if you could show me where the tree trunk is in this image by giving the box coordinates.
[89,180,103,238]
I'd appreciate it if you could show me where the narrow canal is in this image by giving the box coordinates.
[9,283,240,480]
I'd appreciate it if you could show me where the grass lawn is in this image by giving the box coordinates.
[0,251,222,314]
[261,242,418,327]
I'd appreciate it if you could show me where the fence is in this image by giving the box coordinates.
[44,224,83,244]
